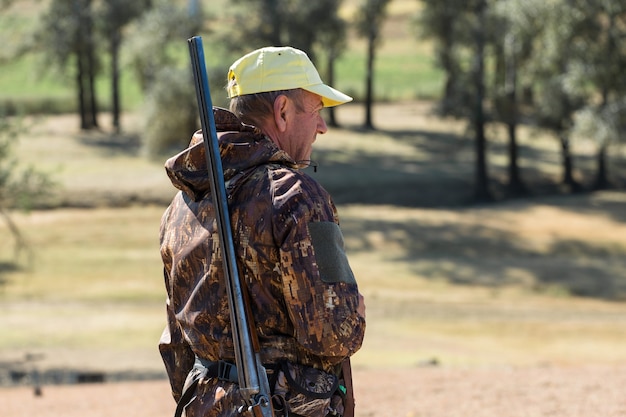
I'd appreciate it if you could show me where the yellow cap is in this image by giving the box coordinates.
[227,46,353,108]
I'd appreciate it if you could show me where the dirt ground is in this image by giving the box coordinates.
[3,365,626,417]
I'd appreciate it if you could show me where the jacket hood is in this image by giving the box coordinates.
[164,107,297,201]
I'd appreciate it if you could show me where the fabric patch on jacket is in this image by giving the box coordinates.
[307,222,356,284]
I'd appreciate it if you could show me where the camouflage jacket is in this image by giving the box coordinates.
[158,108,365,414]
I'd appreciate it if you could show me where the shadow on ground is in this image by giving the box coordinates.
[341,209,626,300]
[310,125,626,209]
[78,131,142,157]
[0,261,21,288]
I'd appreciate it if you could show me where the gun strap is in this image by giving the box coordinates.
[173,358,246,417]
[174,376,200,417]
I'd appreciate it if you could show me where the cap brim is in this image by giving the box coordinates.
[303,84,353,108]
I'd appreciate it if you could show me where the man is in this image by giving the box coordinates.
[159,46,366,417]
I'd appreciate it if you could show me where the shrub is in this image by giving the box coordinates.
[141,66,198,159]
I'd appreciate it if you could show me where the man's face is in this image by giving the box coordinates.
[278,91,328,165]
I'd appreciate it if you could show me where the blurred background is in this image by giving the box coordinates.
[1,0,626,406]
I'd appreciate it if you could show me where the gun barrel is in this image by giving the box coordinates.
[188,36,273,417]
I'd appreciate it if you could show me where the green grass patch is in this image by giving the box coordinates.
[0,55,69,98]
[0,46,440,113]
[0,54,145,115]
[333,46,442,102]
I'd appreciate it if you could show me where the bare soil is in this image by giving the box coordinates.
[3,365,626,417]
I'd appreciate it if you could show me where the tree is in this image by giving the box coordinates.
[316,1,349,127]
[38,0,100,130]
[468,0,492,202]
[227,0,282,49]
[0,114,54,268]
[355,0,391,129]
[95,0,152,132]
[27,0,151,131]
[219,0,349,127]
[573,100,626,189]
[418,0,494,202]
[226,0,348,65]
[499,33,528,197]
[124,1,205,156]
[519,0,589,192]
[415,0,467,116]
[566,1,626,190]
[492,0,539,197]
[124,2,203,91]
[142,67,198,158]
[505,0,626,193]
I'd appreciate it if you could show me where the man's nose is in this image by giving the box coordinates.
[318,115,328,134]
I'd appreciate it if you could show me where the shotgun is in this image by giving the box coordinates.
[188,36,275,417]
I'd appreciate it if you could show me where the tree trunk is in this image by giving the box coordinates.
[326,50,338,127]
[364,28,375,130]
[439,16,456,115]
[111,29,121,132]
[440,55,455,115]
[472,0,491,202]
[506,121,528,196]
[559,133,582,192]
[85,0,98,129]
[593,143,609,190]
[265,0,282,45]
[504,34,526,197]
[76,51,88,130]
[74,0,97,130]
[593,81,611,190]
[87,49,98,129]
[74,0,88,130]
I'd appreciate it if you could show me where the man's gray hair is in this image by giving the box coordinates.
[229,89,305,128]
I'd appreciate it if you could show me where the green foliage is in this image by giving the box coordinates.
[417,0,626,192]
[355,0,391,41]
[122,1,212,157]
[0,115,54,211]
[141,66,198,158]
[96,0,149,34]
[573,99,626,147]
[416,0,488,117]
[123,2,202,92]
[566,2,626,151]
[226,0,348,63]
[506,0,626,150]
[0,112,55,262]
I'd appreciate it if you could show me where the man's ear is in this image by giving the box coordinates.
[273,95,289,132]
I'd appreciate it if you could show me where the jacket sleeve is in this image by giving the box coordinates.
[273,174,365,360]
[158,268,195,402]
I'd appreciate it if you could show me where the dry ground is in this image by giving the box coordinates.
[3,365,626,417]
